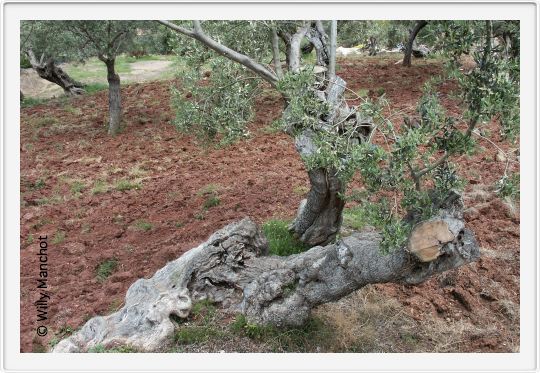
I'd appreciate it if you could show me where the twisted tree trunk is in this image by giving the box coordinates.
[52,208,480,352]
[26,49,85,95]
[403,21,428,67]
[104,58,122,135]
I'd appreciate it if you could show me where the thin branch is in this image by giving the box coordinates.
[158,20,278,86]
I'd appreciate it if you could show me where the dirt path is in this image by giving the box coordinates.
[20,59,174,99]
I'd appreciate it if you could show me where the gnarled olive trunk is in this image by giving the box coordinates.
[105,58,122,135]
[287,75,372,246]
[403,20,428,67]
[26,49,85,95]
[52,208,480,352]
[290,167,345,246]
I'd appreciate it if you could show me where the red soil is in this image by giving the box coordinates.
[20,57,519,352]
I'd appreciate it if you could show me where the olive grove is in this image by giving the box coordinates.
[51,20,519,353]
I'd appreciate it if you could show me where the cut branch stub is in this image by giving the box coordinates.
[408,220,455,262]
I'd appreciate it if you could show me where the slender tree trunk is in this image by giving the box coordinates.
[271,27,283,79]
[105,58,122,135]
[26,50,85,95]
[402,20,428,67]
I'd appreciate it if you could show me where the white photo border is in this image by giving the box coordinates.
[2,1,537,372]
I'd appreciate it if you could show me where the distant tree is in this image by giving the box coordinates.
[20,21,85,95]
[402,20,429,66]
[21,20,152,134]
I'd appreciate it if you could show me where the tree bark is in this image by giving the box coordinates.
[402,21,428,67]
[104,58,122,135]
[52,211,480,352]
[271,27,283,79]
[26,49,85,95]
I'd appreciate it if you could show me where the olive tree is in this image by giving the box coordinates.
[20,21,85,95]
[52,20,519,353]
[22,21,144,134]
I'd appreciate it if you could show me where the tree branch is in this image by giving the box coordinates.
[158,20,278,87]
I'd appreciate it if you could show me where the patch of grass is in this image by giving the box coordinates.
[31,116,59,127]
[203,195,221,209]
[96,258,118,282]
[173,300,224,345]
[21,97,48,108]
[197,183,219,196]
[70,180,86,196]
[230,314,331,352]
[133,219,153,232]
[342,206,370,230]
[88,343,137,353]
[63,105,82,115]
[115,179,141,191]
[357,88,369,98]
[52,230,65,244]
[91,180,109,195]
[174,325,222,345]
[262,220,309,256]
[198,184,221,210]
[128,165,148,177]
[33,179,46,190]
[84,83,108,94]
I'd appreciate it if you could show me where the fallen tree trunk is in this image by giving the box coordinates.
[52,210,480,353]
[26,49,85,95]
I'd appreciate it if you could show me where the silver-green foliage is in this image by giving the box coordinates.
[170,21,272,145]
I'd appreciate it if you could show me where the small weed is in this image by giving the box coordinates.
[357,88,369,97]
[70,180,85,196]
[26,233,34,245]
[87,343,137,353]
[96,258,118,282]
[197,184,219,196]
[31,217,52,230]
[203,195,220,209]
[174,325,222,345]
[91,180,109,195]
[64,105,82,116]
[230,314,330,352]
[84,83,108,94]
[133,219,153,232]
[52,231,65,244]
[128,165,148,177]
[342,206,370,230]
[175,221,184,228]
[115,179,141,191]
[33,179,46,190]
[262,220,309,256]
[194,212,205,220]
[81,223,92,234]
[33,116,59,127]
[21,97,48,108]
[375,87,386,96]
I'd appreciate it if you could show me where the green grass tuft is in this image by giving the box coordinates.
[96,258,118,282]
[52,230,65,244]
[262,220,309,256]
[133,219,153,232]
[115,179,141,191]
